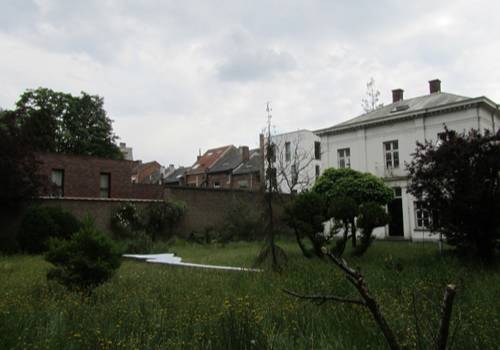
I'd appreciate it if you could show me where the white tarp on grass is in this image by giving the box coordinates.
[123,253,261,272]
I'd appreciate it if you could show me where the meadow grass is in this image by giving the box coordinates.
[1,239,499,349]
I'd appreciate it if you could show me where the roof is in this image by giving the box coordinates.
[164,167,189,184]
[187,145,232,175]
[233,149,261,175]
[315,91,475,135]
[208,146,244,173]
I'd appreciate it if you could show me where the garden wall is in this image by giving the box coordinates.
[164,186,290,236]
[37,197,161,233]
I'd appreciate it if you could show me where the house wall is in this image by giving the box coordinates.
[319,103,499,240]
[36,152,135,199]
[270,130,322,193]
[206,172,232,189]
[232,172,261,190]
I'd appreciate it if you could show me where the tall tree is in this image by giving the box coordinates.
[361,77,383,113]
[14,88,123,159]
[407,127,500,261]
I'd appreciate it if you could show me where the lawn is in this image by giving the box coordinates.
[1,239,499,349]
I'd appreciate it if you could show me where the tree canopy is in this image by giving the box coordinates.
[13,88,123,159]
[313,168,393,206]
[407,127,500,261]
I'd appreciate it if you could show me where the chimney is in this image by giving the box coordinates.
[240,146,250,162]
[392,89,404,103]
[429,79,441,94]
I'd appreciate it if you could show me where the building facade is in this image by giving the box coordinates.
[315,79,500,240]
[269,129,322,193]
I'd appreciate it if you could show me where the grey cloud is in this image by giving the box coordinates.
[218,48,296,82]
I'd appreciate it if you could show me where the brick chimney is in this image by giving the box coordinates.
[429,79,441,94]
[240,146,250,162]
[392,89,404,103]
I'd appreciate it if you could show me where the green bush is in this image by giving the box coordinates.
[110,202,142,239]
[45,220,121,291]
[142,201,186,241]
[17,206,81,253]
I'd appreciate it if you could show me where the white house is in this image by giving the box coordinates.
[270,129,322,193]
[315,79,500,240]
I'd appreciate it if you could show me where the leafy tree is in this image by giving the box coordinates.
[407,128,500,261]
[361,77,384,113]
[313,168,393,251]
[0,111,41,222]
[353,202,389,256]
[13,87,123,159]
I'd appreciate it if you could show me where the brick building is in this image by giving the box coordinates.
[36,152,163,200]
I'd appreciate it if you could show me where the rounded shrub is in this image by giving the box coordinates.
[45,219,121,291]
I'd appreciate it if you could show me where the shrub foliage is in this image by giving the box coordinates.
[407,128,500,260]
[17,206,81,253]
[45,220,121,291]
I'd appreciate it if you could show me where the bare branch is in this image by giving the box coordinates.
[283,289,365,306]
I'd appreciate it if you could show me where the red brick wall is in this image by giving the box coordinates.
[36,152,137,199]
[207,172,232,189]
[130,183,164,199]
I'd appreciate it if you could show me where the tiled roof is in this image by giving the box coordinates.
[208,146,243,173]
[233,149,261,175]
[316,92,471,135]
[165,167,189,184]
[187,145,232,175]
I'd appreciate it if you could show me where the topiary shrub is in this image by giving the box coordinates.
[45,219,121,291]
[17,206,81,253]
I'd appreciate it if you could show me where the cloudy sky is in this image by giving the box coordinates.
[1,0,500,166]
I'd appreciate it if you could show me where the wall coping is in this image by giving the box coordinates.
[37,196,163,203]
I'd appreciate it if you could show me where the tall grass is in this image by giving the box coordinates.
[1,240,498,349]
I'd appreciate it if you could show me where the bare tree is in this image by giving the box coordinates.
[255,102,287,271]
[284,247,457,350]
[361,77,384,113]
[273,133,316,194]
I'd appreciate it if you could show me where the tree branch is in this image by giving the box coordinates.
[283,289,365,306]
[436,284,457,350]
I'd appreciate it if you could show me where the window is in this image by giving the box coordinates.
[213,181,221,189]
[337,148,350,168]
[315,165,320,180]
[51,169,64,197]
[238,180,249,189]
[291,164,298,185]
[285,142,291,162]
[415,202,432,229]
[383,140,399,169]
[314,141,321,160]
[270,143,276,163]
[100,173,110,198]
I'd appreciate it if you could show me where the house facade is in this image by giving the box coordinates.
[36,152,163,200]
[270,129,322,193]
[232,149,262,190]
[315,79,500,240]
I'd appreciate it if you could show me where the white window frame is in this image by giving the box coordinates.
[337,148,351,168]
[383,140,399,169]
[414,201,432,229]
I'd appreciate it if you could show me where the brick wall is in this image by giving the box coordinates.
[37,152,135,198]
[164,186,290,236]
[232,173,261,190]
[38,197,160,233]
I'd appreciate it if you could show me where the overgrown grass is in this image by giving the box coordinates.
[1,240,499,349]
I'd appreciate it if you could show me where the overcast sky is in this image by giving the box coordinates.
[1,0,500,166]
